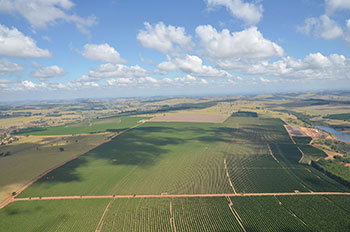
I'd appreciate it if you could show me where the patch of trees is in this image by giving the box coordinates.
[274,109,312,126]
[12,127,47,135]
[315,139,350,156]
[311,160,350,187]
[117,99,237,117]
[324,113,350,121]
[0,151,11,157]
[231,111,258,118]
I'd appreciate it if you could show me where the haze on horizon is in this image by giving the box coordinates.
[0,0,350,101]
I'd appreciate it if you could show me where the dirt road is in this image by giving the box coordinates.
[8,192,350,204]
[0,124,141,209]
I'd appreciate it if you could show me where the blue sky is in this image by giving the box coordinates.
[0,0,350,101]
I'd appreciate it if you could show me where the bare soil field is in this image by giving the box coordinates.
[285,125,333,140]
[150,114,228,123]
[300,127,333,140]
[285,125,306,137]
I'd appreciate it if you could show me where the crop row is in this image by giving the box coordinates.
[3,196,350,231]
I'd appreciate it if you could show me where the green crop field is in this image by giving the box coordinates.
[0,133,111,203]
[100,198,172,231]
[15,116,147,135]
[17,114,349,198]
[269,143,348,192]
[297,144,328,164]
[325,113,350,121]
[231,195,350,232]
[232,196,309,231]
[293,136,312,144]
[101,197,244,231]
[1,95,350,232]
[276,195,350,231]
[171,197,244,231]
[0,199,109,232]
[2,196,350,231]
[313,158,350,183]
[18,121,234,197]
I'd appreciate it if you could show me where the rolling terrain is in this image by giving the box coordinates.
[1,97,350,231]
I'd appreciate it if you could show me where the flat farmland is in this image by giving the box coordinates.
[0,133,111,203]
[18,122,234,197]
[225,116,293,144]
[1,111,350,231]
[0,199,109,232]
[276,195,350,231]
[232,195,350,231]
[16,116,147,135]
[150,113,228,123]
[17,115,349,199]
[2,195,350,231]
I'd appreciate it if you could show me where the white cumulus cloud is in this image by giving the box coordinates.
[221,52,350,80]
[158,54,234,78]
[196,25,284,61]
[21,80,47,89]
[31,65,66,80]
[0,0,97,34]
[326,0,350,14]
[206,0,263,25]
[0,24,51,58]
[298,15,343,40]
[88,63,149,80]
[137,22,192,53]
[0,59,24,75]
[82,43,126,64]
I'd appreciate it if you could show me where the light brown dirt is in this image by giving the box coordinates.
[284,125,297,144]
[300,127,333,140]
[224,158,237,194]
[8,191,350,204]
[226,196,247,232]
[284,125,333,141]
[151,114,227,123]
[322,150,344,160]
[296,146,305,163]
[95,199,114,232]
[267,144,280,163]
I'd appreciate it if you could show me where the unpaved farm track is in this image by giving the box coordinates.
[9,192,350,204]
[0,124,141,209]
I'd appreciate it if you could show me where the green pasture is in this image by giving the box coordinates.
[324,113,350,121]
[15,116,147,135]
[0,133,110,203]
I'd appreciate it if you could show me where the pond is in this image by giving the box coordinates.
[313,125,350,142]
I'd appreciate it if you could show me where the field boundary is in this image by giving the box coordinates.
[296,146,306,164]
[226,196,247,232]
[7,192,350,204]
[267,144,280,163]
[0,123,143,209]
[224,158,237,194]
[95,199,114,232]
[284,125,296,144]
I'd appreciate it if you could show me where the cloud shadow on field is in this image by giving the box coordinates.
[33,157,88,184]
[25,123,265,185]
